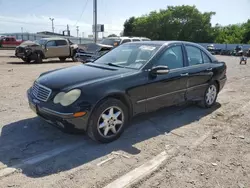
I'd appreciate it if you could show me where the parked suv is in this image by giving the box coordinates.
[99,36,151,47]
[15,38,78,63]
[75,36,151,63]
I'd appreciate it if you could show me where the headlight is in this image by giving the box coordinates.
[53,89,81,106]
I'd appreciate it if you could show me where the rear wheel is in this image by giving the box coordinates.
[59,57,67,62]
[198,83,218,108]
[87,98,128,143]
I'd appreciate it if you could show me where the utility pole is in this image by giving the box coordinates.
[67,24,70,36]
[21,27,23,40]
[93,0,97,43]
[76,26,79,37]
[49,17,55,33]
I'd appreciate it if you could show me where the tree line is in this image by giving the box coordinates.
[123,5,250,44]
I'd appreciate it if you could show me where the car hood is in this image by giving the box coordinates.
[37,63,132,90]
[18,41,40,48]
[78,43,113,53]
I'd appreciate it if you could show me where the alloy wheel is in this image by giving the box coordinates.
[206,85,217,105]
[97,106,124,138]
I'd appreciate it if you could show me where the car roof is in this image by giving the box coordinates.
[105,36,151,40]
[41,37,68,41]
[128,40,206,47]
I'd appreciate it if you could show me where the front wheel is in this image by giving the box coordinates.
[21,58,31,63]
[87,98,128,143]
[198,83,218,108]
[35,53,42,63]
[72,54,78,62]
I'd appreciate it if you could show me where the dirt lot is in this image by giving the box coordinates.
[0,52,250,188]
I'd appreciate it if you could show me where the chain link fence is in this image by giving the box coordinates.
[1,33,102,44]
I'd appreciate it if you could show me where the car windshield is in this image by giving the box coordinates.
[100,38,121,46]
[94,43,160,69]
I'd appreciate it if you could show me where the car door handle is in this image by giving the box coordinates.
[180,73,189,77]
[206,68,213,71]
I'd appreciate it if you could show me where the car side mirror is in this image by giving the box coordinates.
[150,65,169,75]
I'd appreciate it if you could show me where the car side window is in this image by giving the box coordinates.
[121,39,131,44]
[132,39,140,42]
[56,40,67,46]
[202,51,212,64]
[186,46,203,66]
[46,41,57,47]
[155,45,184,69]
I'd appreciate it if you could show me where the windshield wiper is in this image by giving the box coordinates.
[105,63,124,68]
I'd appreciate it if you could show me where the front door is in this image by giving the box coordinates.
[143,44,189,112]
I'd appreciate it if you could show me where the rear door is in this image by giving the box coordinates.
[55,40,70,57]
[45,40,58,58]
[184,45,214,101]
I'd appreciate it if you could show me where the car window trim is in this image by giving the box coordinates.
[201,50,212,64]
[184,44,205,66]
[46,40,57,47]
[56,40,67,46]
[121,39,132,44]
[145,43,186,70]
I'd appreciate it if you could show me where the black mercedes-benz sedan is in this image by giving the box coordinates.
[27,41,227,143]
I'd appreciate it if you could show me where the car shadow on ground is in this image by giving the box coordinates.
[0,102,221,178]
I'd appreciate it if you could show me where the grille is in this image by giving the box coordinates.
[32,82,52,102]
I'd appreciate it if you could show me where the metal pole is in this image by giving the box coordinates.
[21,27,23,40]
[93,0,97,43]
[76,26,79,37]
[50,18,55,33]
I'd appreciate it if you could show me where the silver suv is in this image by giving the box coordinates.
[99,36,151,47]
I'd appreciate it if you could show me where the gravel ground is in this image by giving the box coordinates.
[0,55,249,188]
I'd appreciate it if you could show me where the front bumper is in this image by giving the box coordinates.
[27,88,90,131]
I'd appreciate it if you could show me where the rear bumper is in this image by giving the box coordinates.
[27,89,90,131]
[219,77,227,92]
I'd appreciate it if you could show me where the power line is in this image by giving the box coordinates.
[74,0,89,27]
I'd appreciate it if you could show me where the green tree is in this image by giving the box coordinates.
[242,19,250,44]
[123,17,136,36]
[108,34,118,37]
[123,5,216,42]
[123,5,249,44]
[214,24,245,44]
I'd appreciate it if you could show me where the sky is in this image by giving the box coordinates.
[0,0,249,37]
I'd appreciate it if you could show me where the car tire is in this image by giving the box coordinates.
[59,57,67,62]
[87,98,129,143]
[35,52,42,63]
[198,82,218,108]
[72,55,78,62]
[21,58,31,63]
